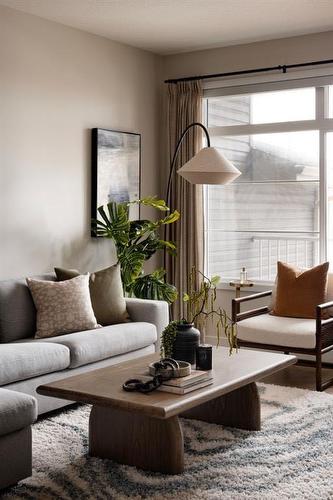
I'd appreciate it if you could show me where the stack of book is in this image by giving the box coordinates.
[157,370,213,394]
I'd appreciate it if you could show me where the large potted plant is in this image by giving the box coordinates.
[161,267,237,363]
[93,196,179,303]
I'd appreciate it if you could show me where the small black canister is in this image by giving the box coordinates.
[196,344,213,371]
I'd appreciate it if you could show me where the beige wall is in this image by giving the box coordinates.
[163,30,333,80]
[0,6,160,280]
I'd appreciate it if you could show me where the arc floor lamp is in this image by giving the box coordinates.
[164,122,241,268]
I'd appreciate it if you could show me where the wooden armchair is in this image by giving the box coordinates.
[232,289,333,391]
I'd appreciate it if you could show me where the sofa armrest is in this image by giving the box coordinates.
[125,298,169,353]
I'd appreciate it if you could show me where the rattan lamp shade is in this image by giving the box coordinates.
[177,146,241,185]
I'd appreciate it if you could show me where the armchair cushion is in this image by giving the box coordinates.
[271,261,329,319]
[237,313,316,349]
[270,271,333,318]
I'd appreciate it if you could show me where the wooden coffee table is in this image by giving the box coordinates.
[38,348,296,474]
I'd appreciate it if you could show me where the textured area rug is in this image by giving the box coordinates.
[3,384,333,500]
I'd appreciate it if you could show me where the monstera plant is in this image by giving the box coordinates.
[92,196,179,303]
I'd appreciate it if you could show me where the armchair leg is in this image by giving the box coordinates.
[316,350,322,392]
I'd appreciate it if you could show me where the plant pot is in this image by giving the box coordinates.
[172,323,200,365]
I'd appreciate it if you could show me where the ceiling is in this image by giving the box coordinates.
[1,0,333,55]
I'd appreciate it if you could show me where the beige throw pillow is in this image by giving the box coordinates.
[54,264,129,326]
[27,274,99,339]
[271,261,329,319]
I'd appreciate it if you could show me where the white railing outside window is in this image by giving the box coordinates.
[251,234,319,281]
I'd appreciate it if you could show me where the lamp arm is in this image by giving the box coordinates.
[163,122,210,275]
[165,122,210,207]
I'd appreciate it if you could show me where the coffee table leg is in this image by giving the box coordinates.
[181,382,261,430]
[89,405,184,474]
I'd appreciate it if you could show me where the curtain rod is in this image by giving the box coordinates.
[164,58,333,84]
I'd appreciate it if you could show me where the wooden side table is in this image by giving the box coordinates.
[229,281,254,298]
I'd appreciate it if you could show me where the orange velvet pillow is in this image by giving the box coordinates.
[271,261,329,319]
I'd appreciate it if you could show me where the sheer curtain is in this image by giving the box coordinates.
[166,81,204,319]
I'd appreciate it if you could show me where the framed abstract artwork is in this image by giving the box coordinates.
[91,128,141,235]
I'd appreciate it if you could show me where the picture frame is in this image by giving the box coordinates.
[91,128,141,236]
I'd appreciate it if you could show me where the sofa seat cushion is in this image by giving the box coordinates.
[0,389,37,437]
[237,313,316,349]
[0,343,70,386]
[34,322,157,368]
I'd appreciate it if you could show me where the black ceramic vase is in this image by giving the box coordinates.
[172,323,200,365]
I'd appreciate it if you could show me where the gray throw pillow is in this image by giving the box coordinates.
[26,274,99,339]
[54,264,129,326]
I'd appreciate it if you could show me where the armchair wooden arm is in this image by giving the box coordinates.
[316,301,333,350]
[316,300,333,315]
[232,290,273,323]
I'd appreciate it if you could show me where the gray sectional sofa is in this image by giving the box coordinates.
[0,273,169,489]
[0,389,37,489]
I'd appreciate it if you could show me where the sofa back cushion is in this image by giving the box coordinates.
[0,274,55,343]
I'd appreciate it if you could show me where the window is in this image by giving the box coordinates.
[204,84,333,282]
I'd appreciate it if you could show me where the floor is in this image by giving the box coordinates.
[262,364,333,394]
